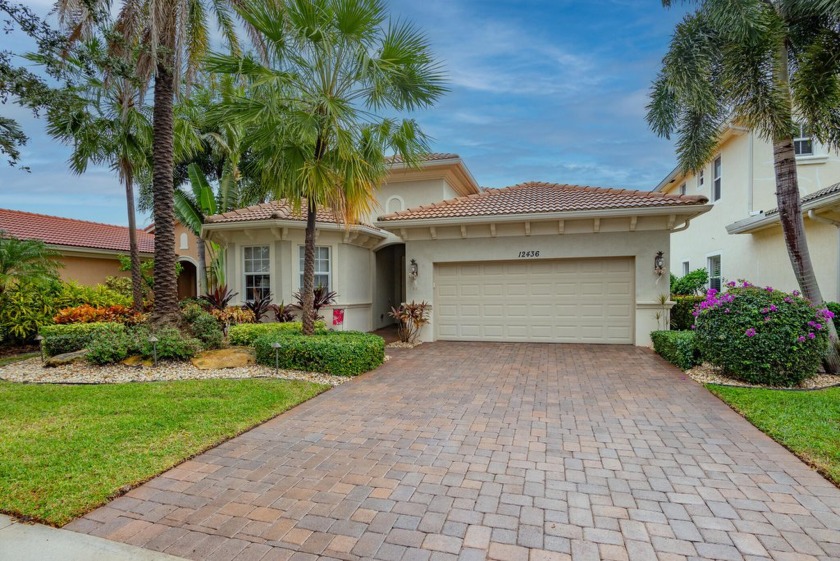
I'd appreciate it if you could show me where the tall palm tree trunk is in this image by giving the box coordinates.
[301,201,317,335]
[151,49,179,323]
[124,172,144,310]
[773,138,840,372]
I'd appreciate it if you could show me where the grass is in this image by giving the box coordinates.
[0,378,328,526]
[0,352,39,367]
[708,385,840,486]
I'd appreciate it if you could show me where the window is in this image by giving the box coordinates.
[682,261,690,277]
[678,183,686,196]
[794,124,814,156]
[712,156,722,201]
[697,168,704,190]
[179,233,189,250]
[299,246,331,291]
[244,246,270,302]
[707,255,721,292]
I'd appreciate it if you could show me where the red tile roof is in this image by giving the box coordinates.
[205,200,347,224]
[378,182,709,222]
[0,208,155,253]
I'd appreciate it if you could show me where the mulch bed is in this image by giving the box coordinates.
[687,362,840,390]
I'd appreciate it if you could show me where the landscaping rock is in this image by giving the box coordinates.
[121,355,154,367]
[191,348,255,370]
[44,349,88,368]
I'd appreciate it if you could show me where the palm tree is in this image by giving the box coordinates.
[44,37,152,310]
[55,0,260,324]
[207,0,446,334]
[0,233,61,296]
[647,0,840,372]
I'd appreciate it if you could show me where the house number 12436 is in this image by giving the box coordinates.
[518,250,540,258]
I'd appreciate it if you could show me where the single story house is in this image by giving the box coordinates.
[203,155,711,346]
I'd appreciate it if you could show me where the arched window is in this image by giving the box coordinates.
[386,196,404,214]
[179,233,189,250]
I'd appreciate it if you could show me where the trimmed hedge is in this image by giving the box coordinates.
[40,322,125,357]
[228,321,325,346]
[670,295,704,331]
[254,331,384,376]
[651,330,701,370]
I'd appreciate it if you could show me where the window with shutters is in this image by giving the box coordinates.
[707,255,722,292]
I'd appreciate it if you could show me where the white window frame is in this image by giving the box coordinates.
[298,245,332,292]
[678,182,686,196]
[243,245,271,302]
[794,123,814,157]
[707,254,722,292]
[682,261,690,277]
[712,156,722,202]
[697,168,704,191]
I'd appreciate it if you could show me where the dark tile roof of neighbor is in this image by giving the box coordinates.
[765,182,840,216]
[0,208,155,253]
[378,181,709,221]
[205,200,349,224]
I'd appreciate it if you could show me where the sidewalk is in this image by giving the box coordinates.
[0,515,187,561]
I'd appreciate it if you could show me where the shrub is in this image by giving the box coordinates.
[389,301,430,343]
[254,331,384,376]
[135,326,202,361]
[670,296,704,331]
[228,321,325,346]
[54,281,132,309]
[828,302,840,332]
[243,292,273,322]
[189,311,224,350]
[211,306,255,326]
[270,301,296,322]
[293,286,337,321]
[53,304,145,325]
[670,268,709,296]
[651,331,701,369]
[0,280,57,343]
[86,329,132,365]
[201,285,237,310]
[694,282,831,386]
[40,323,126,357]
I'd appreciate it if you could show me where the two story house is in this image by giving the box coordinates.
[202,154,711,346]
[654,125,840,300]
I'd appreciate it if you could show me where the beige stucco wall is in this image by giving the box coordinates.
[58,254,127,286]
[403,229,672,346]
[368,178,449,222]
[663,130,840,298]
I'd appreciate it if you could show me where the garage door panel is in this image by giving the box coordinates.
[435,258,634,344]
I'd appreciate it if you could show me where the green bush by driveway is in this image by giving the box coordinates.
[255,331,384,376]
[228,321,325,346]
[40,323,125,357]
[651,330,701,369]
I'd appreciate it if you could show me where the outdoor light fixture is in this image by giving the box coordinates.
[34,334,44,363]
[654,251,665,276]
[271,342,281,375]
[148,335,159,367]
[409,258,419,281]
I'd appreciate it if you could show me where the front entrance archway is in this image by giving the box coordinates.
[177,259,198,300]
[372,243,406,330]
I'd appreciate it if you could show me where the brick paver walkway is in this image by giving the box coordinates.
[67,343,840,561]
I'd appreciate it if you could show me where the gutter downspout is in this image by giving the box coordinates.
[808,210,840,301]
[670,218,693,233]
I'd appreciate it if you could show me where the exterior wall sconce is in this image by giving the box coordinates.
[409,259,419,282]
[654,251,665,276]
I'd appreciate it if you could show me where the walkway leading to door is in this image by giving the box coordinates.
[67,343,840,561]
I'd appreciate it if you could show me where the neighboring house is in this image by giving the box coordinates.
[0,208,202,297]
[0,208,154,285]
[203,154,711,345]
[655,125,840,300]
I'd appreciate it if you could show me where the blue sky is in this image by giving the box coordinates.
[0,0,689,226]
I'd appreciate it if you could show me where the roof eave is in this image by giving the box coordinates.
[388,157,481,196]
[376,204,713,230]
[201,218,388,240]
[727,191,840,234]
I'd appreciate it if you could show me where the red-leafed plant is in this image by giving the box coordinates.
[200,284,237,311]
[389,301,430,344]
[53,304,146,325]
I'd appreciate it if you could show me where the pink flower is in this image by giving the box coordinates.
[745,328,757,337]
[769,305,777,312]
[784,297,792,303]
[765,286,774,292]
[798,336,806,343]
[820,308,836,320]
[726,281,736,288]
[815,323,823,330]
[691,324,696,330]
[808,332,816,339]
[792,290,801,296]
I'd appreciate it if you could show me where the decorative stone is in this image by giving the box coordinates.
[44,349,88,368]
[191,348,256,370]
[121,355,154,367]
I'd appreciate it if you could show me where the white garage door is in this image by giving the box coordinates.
[435,258,634,344]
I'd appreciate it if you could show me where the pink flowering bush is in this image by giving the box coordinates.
[693,282,831,386]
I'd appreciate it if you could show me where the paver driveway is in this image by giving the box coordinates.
[67,343,840,561]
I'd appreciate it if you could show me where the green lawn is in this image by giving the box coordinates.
[708,385,840,486]
[0,378,328,526]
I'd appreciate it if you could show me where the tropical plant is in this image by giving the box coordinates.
[270,301,297,323]
[293,286,337,322]
[56,0,261,324]
[647,0,840,371]
[670,268,708,296]
[43,36,151,310]
[207,0,446,334]
[210,306,255,326]
[243,291,272,322]
[200,284,237,311]
[389,300,430,344]
[53,304,145,325]
[693,283,831,386]
[0,233,61,295]
[174,163,224,292]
